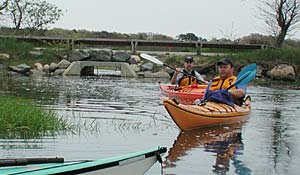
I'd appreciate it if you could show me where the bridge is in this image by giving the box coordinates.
[0,35,267,55]
[62,61,138,78]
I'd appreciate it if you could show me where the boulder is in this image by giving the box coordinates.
[54,69,66,76]
[57,59,71,69]
[268,64,296,81]
[111,51,130,62]
[0,53,10,62]
[43,64,50,73]
[68,49,91,61]
[141,62,154,71]
[34,63,43,71]
[8,64,31,74]
[128,55,141,64]
[86,49,112,61]
[49,62,58,72]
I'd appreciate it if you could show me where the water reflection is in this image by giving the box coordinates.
[271,108,292,173]
[164,124,251,174]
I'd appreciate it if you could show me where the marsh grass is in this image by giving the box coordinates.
[0,37,65,66]
[0,95,73,138]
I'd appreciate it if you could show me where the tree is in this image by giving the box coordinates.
[0,0,8,14]
[6,0,29,30]
[6,0,63,31]
[257,0,300,48]
[177,33,199,41]
[24,0,63,30]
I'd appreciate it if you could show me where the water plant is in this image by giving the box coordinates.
[0,95,73,138]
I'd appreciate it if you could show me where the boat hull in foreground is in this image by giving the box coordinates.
[0,147,167,175]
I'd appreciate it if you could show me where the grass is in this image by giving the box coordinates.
[228,48,300,67]
[0,95,73,138]
[0,37,67,66]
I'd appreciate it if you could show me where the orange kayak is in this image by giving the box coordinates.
[159,83,206,105]
[163,98,251,131]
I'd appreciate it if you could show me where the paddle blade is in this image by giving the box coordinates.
[227,64,257,89]
[140,53,164,66]
[237,63,257,79]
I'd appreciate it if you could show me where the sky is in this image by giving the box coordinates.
[46,0,300,40]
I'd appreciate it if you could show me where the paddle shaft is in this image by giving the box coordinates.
[0,157,64,167]
[226,72,248,90]
[163,64,206,84]
[140,54,205,84]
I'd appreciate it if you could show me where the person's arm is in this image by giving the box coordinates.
[170,68,181,84]
[195,71,208,84]
[229,89,246,99]
[229,85,246,99]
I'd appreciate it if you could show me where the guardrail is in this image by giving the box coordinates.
[0,35,268,55]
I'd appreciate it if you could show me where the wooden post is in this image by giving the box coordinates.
[196,41,202,56]
[131,40,138,54]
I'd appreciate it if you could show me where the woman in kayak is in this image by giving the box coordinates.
[170,56,208,87]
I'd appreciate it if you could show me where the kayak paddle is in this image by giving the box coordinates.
[227,63,257,90]
[140,53,206,83]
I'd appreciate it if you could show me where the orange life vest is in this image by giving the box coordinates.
[209,75,237,90]
[178,77,197,87]
[178,70,198,87]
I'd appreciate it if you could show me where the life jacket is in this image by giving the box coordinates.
[209,75,237,90]
[209,75,246,105]
[178,70,198,87]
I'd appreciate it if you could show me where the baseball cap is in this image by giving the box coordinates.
[184,56,194,62]
[217,58,234,67]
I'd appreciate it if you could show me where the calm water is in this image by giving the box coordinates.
[0,72,300,175]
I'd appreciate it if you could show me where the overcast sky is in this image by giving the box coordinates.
[46,0,300,40]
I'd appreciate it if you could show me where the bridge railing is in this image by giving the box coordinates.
[0,35,268,55]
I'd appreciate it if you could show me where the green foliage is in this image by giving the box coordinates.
[0,95,72,138]
[0,37,34,64]
[5,0,63,30]
[177,33,199,41]
[0,37,65,65]
[225,48,300,77]
[26,0,63,30]
[164,55,183,66]
[239,34,275,45]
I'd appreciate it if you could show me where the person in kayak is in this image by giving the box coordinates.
[208,58,246,105]
[170,56,207,87]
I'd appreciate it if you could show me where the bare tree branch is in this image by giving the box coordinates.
[0,0,9,12]
[6,0,63,32]
[257,0,300,47]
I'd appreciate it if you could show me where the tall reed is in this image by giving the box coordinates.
[0,95,72,138]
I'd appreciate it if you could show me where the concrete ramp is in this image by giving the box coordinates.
[62,61,138,78]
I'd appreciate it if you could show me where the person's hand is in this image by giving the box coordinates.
[174,68,181,74]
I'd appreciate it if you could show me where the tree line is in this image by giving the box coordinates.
[1,0,300,48]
